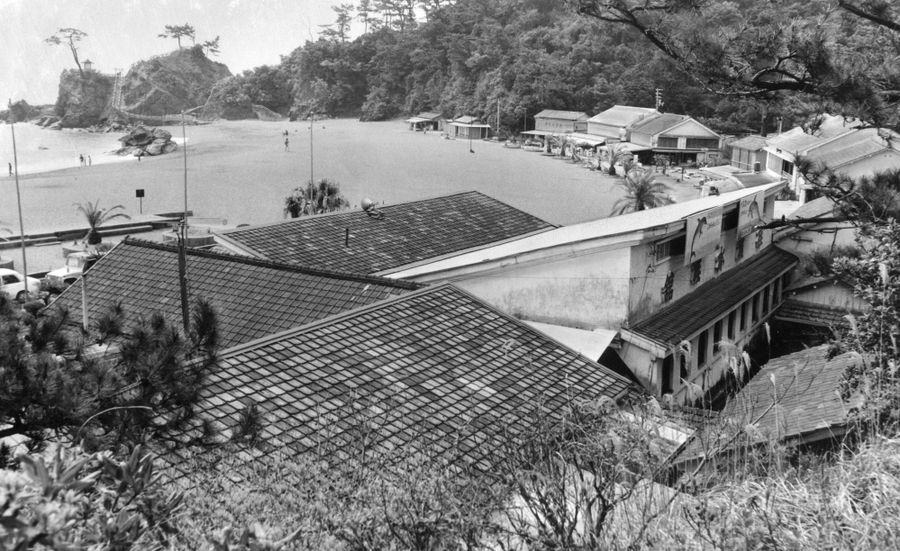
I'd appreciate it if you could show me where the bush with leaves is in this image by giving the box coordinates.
[1,444,182,550]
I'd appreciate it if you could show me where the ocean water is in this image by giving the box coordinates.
[0,122,132,175]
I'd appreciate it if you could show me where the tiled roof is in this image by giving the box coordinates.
[217,191,555,275]
[415,111,442,120]
[729,135,767,151]
[49,238,421,349]
[628,247,798,346]
[775,299,858,328]
[676,346,863,461]
[588,105,659,127]
[453,115,481,124]
[629,113,688,136]
[163,284,635,472]
[534,109,590,121]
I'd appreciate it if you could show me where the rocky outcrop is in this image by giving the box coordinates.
[54,69,114,128]
[115,125,177,157]
[120,46,231,117]
[200,77,255,120]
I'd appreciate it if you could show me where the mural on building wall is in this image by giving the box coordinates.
[661,271,675,302]
[713,242,726,273]
[738,191,765,238]
[685,207,723,265]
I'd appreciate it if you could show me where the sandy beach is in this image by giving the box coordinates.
[0,118,707,272]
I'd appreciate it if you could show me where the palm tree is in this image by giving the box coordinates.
[610,168,675,215]
[603,142,632,176]
[75,201,131,245]
[283,178,350,218]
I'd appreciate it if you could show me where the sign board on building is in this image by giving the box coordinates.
[684,207,723,266]
[737,191,765,237]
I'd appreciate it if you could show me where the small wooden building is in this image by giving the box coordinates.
[404,111,442,131]
[448,116,491,139]
[534,110,589,133]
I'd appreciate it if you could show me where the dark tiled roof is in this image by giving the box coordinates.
[629,247,798,346]
[164,285,634,471]
[676,346,862,461]
[775,299,858,328]
[217,191,555,274]
[50,239,421,349]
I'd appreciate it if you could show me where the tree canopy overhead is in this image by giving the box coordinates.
[569,0,900,129]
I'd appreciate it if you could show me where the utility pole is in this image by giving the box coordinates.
[8,101,28,296]
[178,112,190,333]
[309,111,315,188]
[655,88,664,111]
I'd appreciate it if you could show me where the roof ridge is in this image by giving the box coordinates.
[120,237,423,290]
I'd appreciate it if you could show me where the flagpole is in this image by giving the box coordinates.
[9,107,28,295]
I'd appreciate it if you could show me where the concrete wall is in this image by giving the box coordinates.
[453,248,632,330]
[787,282,869,312]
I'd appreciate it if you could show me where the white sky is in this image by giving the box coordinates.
[1,0,350,105]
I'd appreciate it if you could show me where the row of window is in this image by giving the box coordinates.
[660,273,789,394]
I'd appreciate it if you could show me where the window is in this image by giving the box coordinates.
[680,354,688,379]
[722,208,739,231]
[740,302,747,331]
[713,320,723,353]
[1,274,19,284]
[690,259,702,285]
[728,310,736,339]
[686,138,720,149]
[658,136,678,148]
[781,158,794,175]
[752,293,760,323]
[653,235,686,262]
[762,287,770,314]
[698,331,708,366]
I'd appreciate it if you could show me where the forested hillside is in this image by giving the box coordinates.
[213,0,822,135]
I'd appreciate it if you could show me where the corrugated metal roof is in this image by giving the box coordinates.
[729,135,767,151]
[588,105,659,127]
[766,127,824,152]
[675,346,864,462]
[629,113,688,136]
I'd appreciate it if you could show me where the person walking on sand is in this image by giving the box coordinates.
[7,162,11,176]
[284,137,289,151]
[79,154,85,167]
[88,155,92,166]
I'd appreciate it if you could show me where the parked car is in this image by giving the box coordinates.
[0,268,43,302]
[43,251,92,293]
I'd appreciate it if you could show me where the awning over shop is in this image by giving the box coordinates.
[567,132,606,147]
[521,130,553,136]
[614,142,652,153]
[405,117,431,124]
